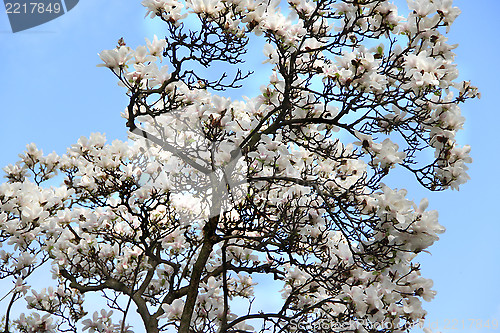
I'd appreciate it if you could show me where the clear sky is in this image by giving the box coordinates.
[0,1,498,332]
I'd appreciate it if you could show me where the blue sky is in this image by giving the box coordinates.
[0,1,498,332]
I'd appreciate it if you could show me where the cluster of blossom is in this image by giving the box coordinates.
[0,135,457,331]
[80,310,134,333]
[176,0,471,187]
[98,0,474,193]
[322,46,389,94]
[264,185,444,330]
[13,313,57,333]
[0,136,261,331]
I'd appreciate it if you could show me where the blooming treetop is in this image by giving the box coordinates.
[0,0,478,332]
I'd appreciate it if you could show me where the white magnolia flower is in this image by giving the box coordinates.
[146,35,167,59]
[161,299,185,320]
[97,46,132,70]
[187,0,221,14]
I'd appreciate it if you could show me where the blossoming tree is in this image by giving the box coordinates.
[0,0,478,332]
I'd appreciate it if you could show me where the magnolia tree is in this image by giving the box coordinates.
[0,0,479,332]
